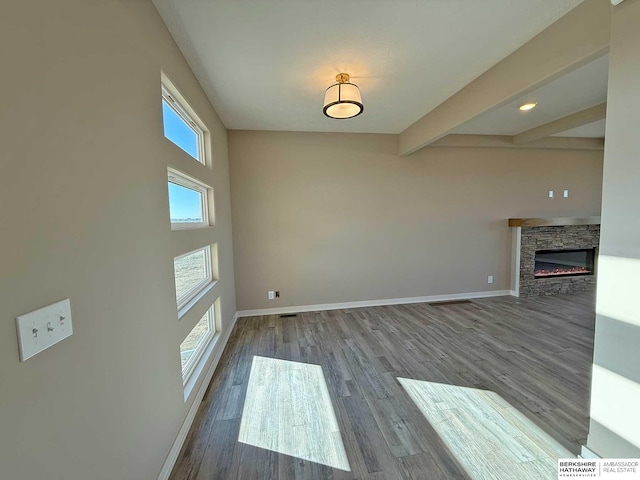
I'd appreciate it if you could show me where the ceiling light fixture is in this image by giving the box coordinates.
[519,102,537,112]
[323,73,363,119]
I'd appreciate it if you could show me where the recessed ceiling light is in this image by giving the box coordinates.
[519,102,537,112]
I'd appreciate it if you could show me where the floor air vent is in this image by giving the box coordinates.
[279,313,298,318]
[428,299,473,306]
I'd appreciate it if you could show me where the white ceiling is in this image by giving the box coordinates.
[153,0,583,134]
[451,54,609,137]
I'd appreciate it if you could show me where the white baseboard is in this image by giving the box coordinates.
[579,445,602,459]
[237,290,511,318]
[510,290,519,297]
[157,313,239,480]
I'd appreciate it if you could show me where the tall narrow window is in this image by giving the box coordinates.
[174,246,212,310]
[162,85,205,163]
[162,75,218,394]
[167,169,210,229]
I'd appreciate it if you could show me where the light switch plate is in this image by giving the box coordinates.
[16,299,73,362]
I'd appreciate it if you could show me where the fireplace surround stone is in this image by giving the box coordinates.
[509,218,600,297]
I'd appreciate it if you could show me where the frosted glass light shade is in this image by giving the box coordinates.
[323,81,363,119]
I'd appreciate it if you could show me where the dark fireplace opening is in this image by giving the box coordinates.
[534,248,595,278]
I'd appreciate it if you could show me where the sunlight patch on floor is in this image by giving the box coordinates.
[238,356,350,471]
[398,378,573,480]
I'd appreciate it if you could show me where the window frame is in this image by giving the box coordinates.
[174,246,213,311]
[167,168,211,230]
[181,305,215,384]
[161,84,206,164]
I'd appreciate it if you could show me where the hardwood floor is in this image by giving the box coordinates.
[169,293,595,480]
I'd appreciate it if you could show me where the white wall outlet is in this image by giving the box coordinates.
[488,275,494,284]
[268,291,276,300]
[15,299,73,362]
[548,190,554,198]
[564,189,569,198]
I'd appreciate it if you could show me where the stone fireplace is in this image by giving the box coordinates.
[509,217,600,297]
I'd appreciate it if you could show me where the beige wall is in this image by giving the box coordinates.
[229,130,603,311]
[587,0,640,458]
[0,1,235,479]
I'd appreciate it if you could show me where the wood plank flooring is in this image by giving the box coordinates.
[238,356,350,471]
[169,292,595,480]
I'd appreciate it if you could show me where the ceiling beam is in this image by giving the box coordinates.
[430,134,604,151]
[398,0,611,156]
[512,103,607,145]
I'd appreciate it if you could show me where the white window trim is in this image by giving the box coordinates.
[174,246,213,311]
[181,305,216,385]
[168,168,211,230]
[182,329,220,401]
[162,84,206,164]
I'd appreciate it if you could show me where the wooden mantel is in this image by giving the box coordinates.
[508,216,601,227]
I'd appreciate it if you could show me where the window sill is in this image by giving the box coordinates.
[178,280,218,320]
[171,222,212,231]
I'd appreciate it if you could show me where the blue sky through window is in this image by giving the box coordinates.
[168,182,204,223]
[162,100,199,160]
